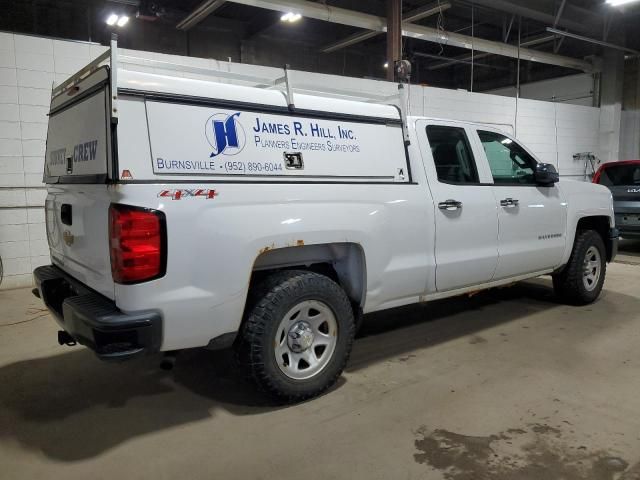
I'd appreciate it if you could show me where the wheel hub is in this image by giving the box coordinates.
[274,300,339,380]
[287,321,314,353]
[582,245,601,292]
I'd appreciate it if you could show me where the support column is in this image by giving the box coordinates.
[598,48,625,162]
[386,0,402,82]
[619,58,640,160]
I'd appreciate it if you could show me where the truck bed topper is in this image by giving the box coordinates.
[48,36,412,185]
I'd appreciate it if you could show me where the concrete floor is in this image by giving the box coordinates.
[1,244,640,480]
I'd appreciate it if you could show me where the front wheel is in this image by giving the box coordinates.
[553,229,606,305]
[235,270,355,402]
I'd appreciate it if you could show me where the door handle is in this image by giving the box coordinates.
[438,199,463,211]
[500,198,519,208]
[60,204,72,225]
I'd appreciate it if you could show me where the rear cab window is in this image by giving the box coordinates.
[426,125,480,185]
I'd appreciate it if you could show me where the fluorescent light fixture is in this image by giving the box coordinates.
[605,0,639,6]
[106,13,129,27]
[501,138,513,144]
[280,12,302,22]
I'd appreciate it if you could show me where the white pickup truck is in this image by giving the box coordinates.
[34,43,618,402]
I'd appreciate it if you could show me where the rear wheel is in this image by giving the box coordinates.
[236,270,355,402]
[553,229,606,305]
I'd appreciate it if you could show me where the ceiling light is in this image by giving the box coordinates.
[605,0,640,6]
[106,13,119,26]
[106,14,130,27]
[280,12,302,22]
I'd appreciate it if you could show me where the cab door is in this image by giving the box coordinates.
[471,129,567,279]
[416,120,498,292]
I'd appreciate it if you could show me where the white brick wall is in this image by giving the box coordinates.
[620,110,640,160]
[488,73,595,106]
[0,32,96,289]
[0,32,607,290]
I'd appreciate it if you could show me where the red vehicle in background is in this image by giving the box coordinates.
[593,160,640,239]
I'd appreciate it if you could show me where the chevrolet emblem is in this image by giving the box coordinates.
[63,230,74,246]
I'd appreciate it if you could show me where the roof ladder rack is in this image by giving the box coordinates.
[283,64,295,111]
[51,37,408,131]
[110,34,119,121]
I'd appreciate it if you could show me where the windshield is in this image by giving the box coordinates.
[598,163,640,187]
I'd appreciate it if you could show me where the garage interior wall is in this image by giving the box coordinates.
[620,58,640,160]
[0,31,614,290]
[620,111,640,160]
[486,73,596,107]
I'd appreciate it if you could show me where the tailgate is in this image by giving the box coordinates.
[45,185,114,299]
[44,66,115,299]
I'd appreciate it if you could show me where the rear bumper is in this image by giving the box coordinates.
[618,226,640,238]
[608,227,619,261]
[33,265,162,361]
[614,211,640,238]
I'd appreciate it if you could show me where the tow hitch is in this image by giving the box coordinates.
[58,330,77,346]
[159,351,177,371]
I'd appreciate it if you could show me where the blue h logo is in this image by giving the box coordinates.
[209,112,243,158]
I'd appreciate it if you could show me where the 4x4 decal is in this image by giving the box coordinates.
[158,189,218,200]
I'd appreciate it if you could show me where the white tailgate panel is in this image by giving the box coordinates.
[145,102,408,181]
[46,185,114,299]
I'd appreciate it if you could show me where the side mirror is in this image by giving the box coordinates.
[534,163,559,186]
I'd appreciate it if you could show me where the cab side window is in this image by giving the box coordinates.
[478,130,537,185]
[426,125,479,184]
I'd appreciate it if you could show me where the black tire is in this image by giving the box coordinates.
[552,229,606,305]
[235,270,355,402]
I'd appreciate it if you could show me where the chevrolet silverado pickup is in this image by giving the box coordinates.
[34,43,618,402]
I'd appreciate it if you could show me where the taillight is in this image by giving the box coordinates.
[109,204,166,284]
